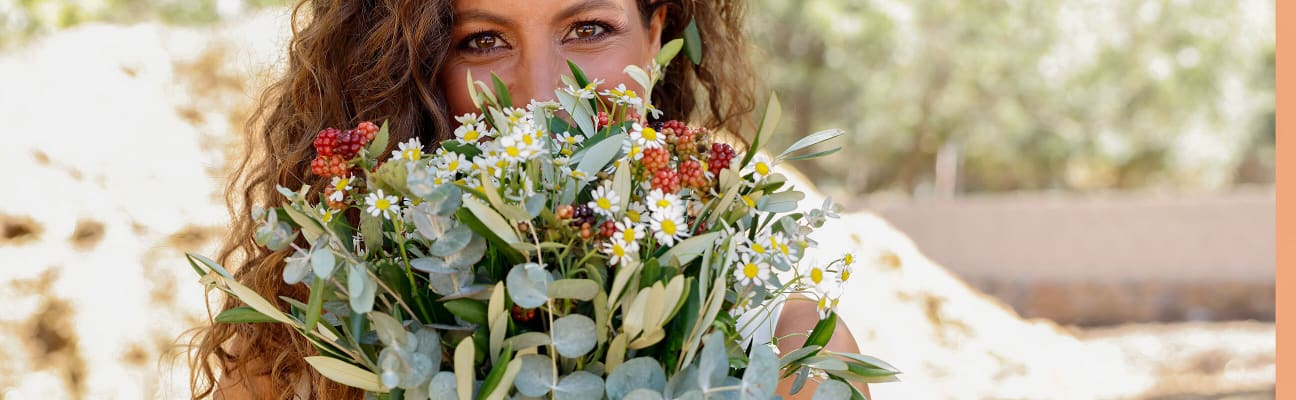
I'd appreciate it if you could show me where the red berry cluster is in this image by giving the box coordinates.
[678,160,707,190]
[641,147,670,172]
[598,220,617,238]
[708,143,736,176]
[596,111,610,130]
[651,168,681,194]
[310,122,378,177]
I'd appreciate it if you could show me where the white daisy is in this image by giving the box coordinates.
[438,152,470,174]
[625,202,647,224]
[587,183,621,218]
[391,137,423,161]
[745,154,777,181]
[648,209,688,246]
[614,218,644,252]
[644,189,681,216]
[599,83,642,107]
[629,122,665,149]
[742,231,774,258]
[497,135,529,163]
[556,131,585,147]
[454,113,483,126]
[568,168,595,183]
[319,207,337,224]
[732,253,770,287]
[365,189,401,219]
[602,238,636,267]
[328,175,353,202]
[562,84,596,101]
[454,122,489,143]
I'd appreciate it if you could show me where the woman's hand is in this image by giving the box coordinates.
[773,295,872,400]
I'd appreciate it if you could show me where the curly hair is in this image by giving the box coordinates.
[186,0,756,398]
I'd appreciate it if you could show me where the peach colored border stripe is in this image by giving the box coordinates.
[1279,0,1290,396]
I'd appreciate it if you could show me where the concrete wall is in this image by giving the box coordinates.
[867,187,1275,325]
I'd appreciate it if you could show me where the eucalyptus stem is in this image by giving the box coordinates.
[394,219,433,323]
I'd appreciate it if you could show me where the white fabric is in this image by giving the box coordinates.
[736,295,786,349]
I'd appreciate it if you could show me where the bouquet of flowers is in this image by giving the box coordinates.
[187,38,898,400]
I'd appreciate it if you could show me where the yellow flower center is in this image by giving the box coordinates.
[810,268,823,285]
[743,263,760,279]
[561,147,574,156]
[779,243,790,256]
[642,128,658,141]
[841,269,851,282]
[403,149,421,161]
[627,210,641,223]
[505,146,520,158]
[522,135,535,146]
[596,198,612,210]
[755,162,770,176]
[464,130,480,141]
[751,243,766,254]
[622,229,635,242]
[612,243,626,258]
[741,195,755,208]
[321,210,335,223]
[660,219,677,235]
[818,297,829,311]
[844,253,855,265]
[334,178,350,192]
[375,199,391,211]
[447,160,460,171]
[656,199,672,209]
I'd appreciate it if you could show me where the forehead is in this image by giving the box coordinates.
[451,0,638,22]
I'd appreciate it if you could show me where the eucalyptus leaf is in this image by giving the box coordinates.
[604,357,665,400]
[506,263,553,309]
[741,345,779,400]
[428,371,458,400]
[429,223,473,256]
[524,194,547,218]
[756,190,805,214]
[623,389,663,400]
[309,237,337,279]
[553,371,604,400]
[552,314,597,358]
[697,332,727,391]
[514,354,555,397]
[348,262,377,314]
[371,312,410,348]
[444,235,487,269]
[812,380,851,400]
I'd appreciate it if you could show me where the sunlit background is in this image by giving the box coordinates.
[0,0,1275,399]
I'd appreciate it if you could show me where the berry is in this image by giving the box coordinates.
[579,222,593,240]
[640,147,670,172]
[356,121,379,142]
[336,129,367,159]
[596,112,610,129]
[310,155,348,177]
[556,204,574,220]
[708,143,736,176]
[570,204,595,228]
[511,304,537,323]
[650,168,681,194]
[661,120,687,134]
[598,220,616,238]
[678,160,707,190]
[674,128,701,159]
[313,128,340,157]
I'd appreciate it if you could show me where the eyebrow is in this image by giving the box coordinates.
[455,0,624,26]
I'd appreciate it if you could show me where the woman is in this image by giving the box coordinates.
[190,0,869,398]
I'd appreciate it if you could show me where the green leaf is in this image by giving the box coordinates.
[361,211,384,255]
[214,306,278,324]
[491,72,513,108]
[657,232,720,267]
[304,356,387,393]
[576,132,626,178]
[548,279,600,301]
[655,38,684,66]
[783,147,843,162]
[304,276,327,334]
[442,299,488,326]
[779,345,823,370]
[283,205,325,243]
[366,119,391,159]
[743,93,782,167]
[682,18,702,65]
[805,313,837,349]
[479,344,517,400]
[552,314,597,358]
[567,60,599,112]
[463,197,520,244]
[778,129,843,160]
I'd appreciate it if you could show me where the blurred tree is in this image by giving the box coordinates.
[749,0,1274,198]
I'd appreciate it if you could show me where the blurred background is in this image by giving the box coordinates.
[0,0,1274,399]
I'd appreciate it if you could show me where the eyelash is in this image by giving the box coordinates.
[456,19,622,56]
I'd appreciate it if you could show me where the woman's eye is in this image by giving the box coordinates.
[464,33,504,50]
[567,23,607,40]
